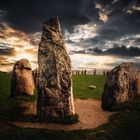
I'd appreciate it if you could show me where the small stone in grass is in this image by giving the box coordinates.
[88,85,96,89]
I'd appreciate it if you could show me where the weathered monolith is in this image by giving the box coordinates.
[102,62,140,110]
[11,59,35,97]
[37,17,75,120]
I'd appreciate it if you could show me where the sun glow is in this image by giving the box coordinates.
[70,54,117,70]
[15,53,35,61]
[0,24,38,71]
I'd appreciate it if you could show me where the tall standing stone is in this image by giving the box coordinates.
[102,62,140,110]
[11,59,35,97]
[37,17,75,119]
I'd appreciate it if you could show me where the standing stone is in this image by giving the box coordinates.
[11,59,35,97]
[37,17,75,119]
[136,73,140,96]
[102,62,140,110]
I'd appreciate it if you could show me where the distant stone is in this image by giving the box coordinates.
[11,59,35,97]
[102,62,140,110]
[136,73,140,96]
[88,85,96,89]
[37,17,75,119]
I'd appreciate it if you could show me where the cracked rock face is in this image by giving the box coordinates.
[11,59,35,97]
[37,17,75,119]
[102,62,140,110]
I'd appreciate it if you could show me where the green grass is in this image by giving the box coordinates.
[0,72,37,103]
[0,72,37,122]
[73,75,106,100]
[0,72,11,102]
[0,72,140,140]
[0,72,106,101]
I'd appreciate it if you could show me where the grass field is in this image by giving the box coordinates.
[73,75,106,99]
[0,72,140,140]
[0,72,106,101]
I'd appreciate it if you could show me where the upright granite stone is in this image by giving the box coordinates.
[102,62,140,110]
[37,17,75,119]
[136,73,140,96]
[11,59,35,97]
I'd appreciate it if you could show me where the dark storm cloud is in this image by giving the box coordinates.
[0,10,7,19]
[64,0,140,47]
[0,0,139,37]
[0,45,16,56]
[134,38,140,45]
[71,45,140,57]
[65,36,106,49]
[97,13,140,40]
[0,0,90,33]
[99,45,140,57]
[80,0,99,22]
[96,0,140,40]
[0,43,16,55]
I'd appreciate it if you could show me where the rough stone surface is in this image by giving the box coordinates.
[32,68,38,87]
[11,59,35,97]
[102,62,140,110]
[136,73,140,96]
[37,17,75,119]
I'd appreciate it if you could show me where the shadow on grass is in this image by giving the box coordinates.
[0,97,36,123]
[0,97,140,140]
[0,97,88,140]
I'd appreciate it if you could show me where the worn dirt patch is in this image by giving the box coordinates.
[12,99,113,131]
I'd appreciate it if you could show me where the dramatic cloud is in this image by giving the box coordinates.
[0,0,90,33]
[0,23,38,71]
[0,0,140,71]
[71,45,140,57]
[0,10,7,19]
[94,45,140,57]
[94,2,109,22]
[96,0,140,40]
[0,45,16,56]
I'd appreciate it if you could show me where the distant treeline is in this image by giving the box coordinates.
[72,69,109,75]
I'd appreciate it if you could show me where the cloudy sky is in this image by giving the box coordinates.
[0,0,140,71]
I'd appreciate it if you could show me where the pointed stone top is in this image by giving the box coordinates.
[41,17,63,45]
[43,17,61,32]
